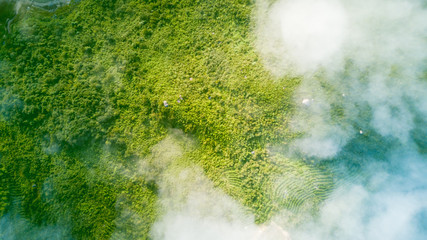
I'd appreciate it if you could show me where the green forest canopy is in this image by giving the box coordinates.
[0,1,333,239]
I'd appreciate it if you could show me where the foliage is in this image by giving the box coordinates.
[0,0,332,238]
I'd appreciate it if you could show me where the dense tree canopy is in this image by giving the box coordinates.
[0,1,333,239]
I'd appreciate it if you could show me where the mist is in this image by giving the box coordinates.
[0,0,70,14]
[136,130,290,240]
[255,0,427,239]
[0,213,72,240]
[256,0,427,157]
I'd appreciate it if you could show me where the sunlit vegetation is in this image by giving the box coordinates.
[0,0,333,238]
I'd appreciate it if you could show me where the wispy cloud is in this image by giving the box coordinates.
[255,0,427,239]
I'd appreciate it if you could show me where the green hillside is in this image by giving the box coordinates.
[0,1,334,239]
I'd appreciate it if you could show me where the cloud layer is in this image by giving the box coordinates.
[256,0,427,158]
[255,0,427,239]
